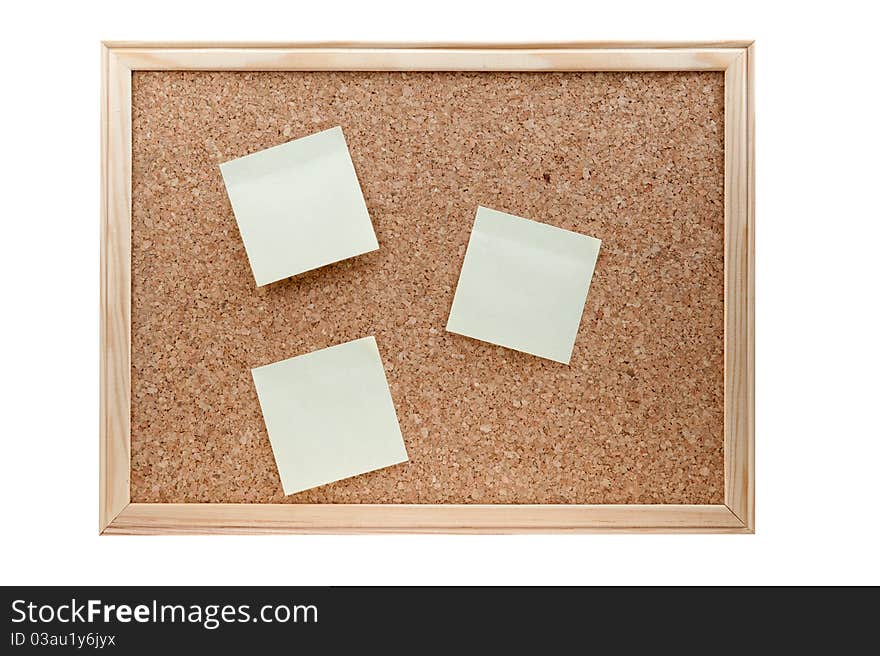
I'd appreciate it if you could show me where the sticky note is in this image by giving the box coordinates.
[220,126,379,286]
[446,206,601,364]
[251,336,408,495]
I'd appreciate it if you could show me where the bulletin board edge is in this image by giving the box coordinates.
[99,42,755,535]
[105,503,749,535]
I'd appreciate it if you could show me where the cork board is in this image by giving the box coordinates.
[128,68,725,507]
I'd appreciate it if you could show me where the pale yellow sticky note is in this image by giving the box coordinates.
[220,126,379,286]
[251,337,408,495]
[446,206,601,364]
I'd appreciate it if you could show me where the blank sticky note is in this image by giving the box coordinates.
[446,206,601,364]
[251,336,408,495]
[220,126,379,286]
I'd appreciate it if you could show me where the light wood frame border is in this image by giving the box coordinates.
[101,42,754,534]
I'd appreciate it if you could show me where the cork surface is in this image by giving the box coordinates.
[130,70,725,504]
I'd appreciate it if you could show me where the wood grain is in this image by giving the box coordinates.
[99,47,132,531]
[722,51,755,530]
[106,503,747,534]
[744,44,756,530]
[112,47,742,72]
[104,41,755,50]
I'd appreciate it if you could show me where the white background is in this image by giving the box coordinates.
[1,0,878,585]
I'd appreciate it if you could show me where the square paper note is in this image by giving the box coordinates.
[220,126,379,286]
[251,336,408,495]
[446,206,601,364]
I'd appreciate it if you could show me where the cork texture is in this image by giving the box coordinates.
[130,70,725,504]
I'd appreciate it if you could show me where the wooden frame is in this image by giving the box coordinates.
[101,42,754,534]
